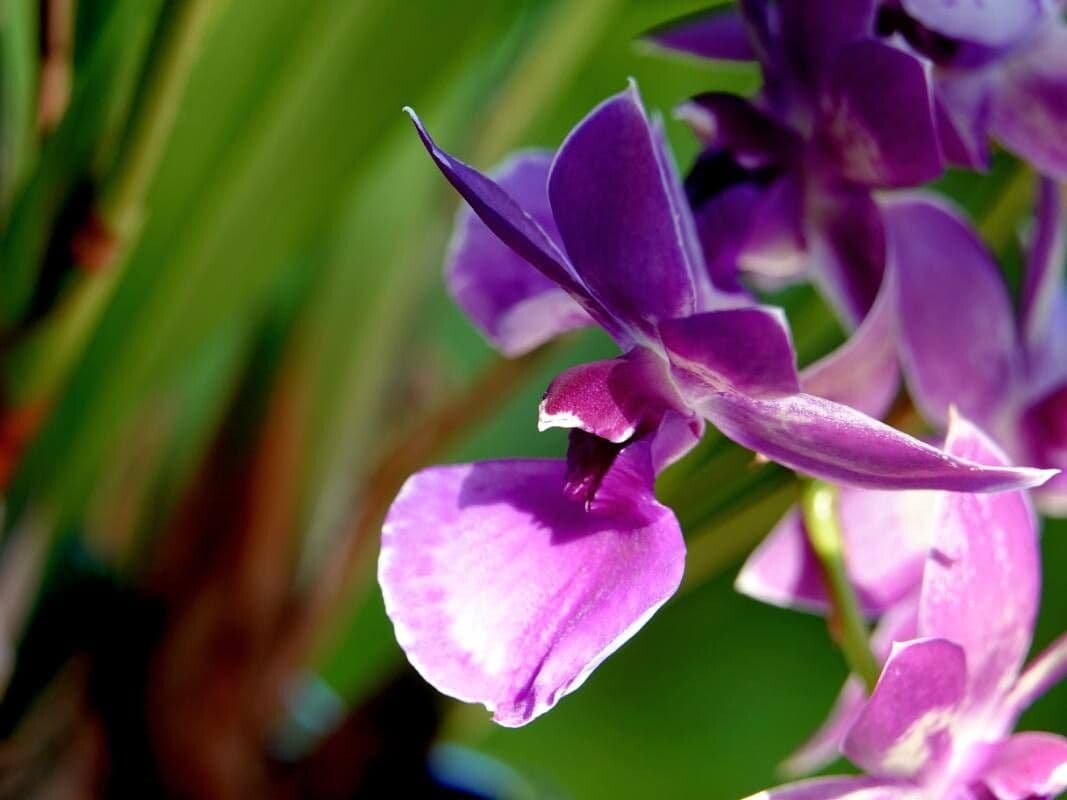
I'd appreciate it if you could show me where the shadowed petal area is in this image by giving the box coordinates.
[736,488,933,616]
[405,107,626,344]
[842,638,966,780]
[819,41,942,188]
[642,6,755,62]
[773,0,878,98]
[807,186,887,326]
[1022,176,1066,353]
[378,446,684,727]
[888,196,1020,427]
[694,183,764,293]
[677,93,798,168]
[918,416,1040,710]
[660,307,800,398]
[538,347,685,443]
[741,776,915,800]
[445,151,590,355]
[696,391,1057,491]
[990,25,1067,180]
[548,83,698,337]
[981,732,1067,800]
[801,273,898,419]
[902,0,1048,48]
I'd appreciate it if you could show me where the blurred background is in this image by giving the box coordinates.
[0,0,1062,797]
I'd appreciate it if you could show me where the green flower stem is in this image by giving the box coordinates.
[99,0,225,241]
[801,479,881,693]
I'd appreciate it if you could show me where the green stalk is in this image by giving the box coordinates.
[801,479,881,692]
[4,0,225,406]
[98,0,225,241]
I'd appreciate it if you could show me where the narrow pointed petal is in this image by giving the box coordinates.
[801,273,899,419]
[1005,632,1067,719]
[981,732,1067,800]
[695,391,1056,491]
[843,638,966,780]
[783,604,919,777]
[650,114,724,311]
[445,151,590,355]
[918,415,1040,709]
[990,25,1067,180]
[548,83,699,337]
[741,776,917,800]
[934,78,992,170]
[405,108,625,343]
[660,307,800,398]
[819,41,943,188]
[642,6,756,63]
[1021,176,1066,353]
[902,0,1049,48]
[379,446,684,727]
[887,196,1020,427]
[539,348,686,443]
[736,487,933,616]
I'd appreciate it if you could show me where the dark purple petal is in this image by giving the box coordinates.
[918,415,1040,712]
[659,307,801,399]
[736,487,932,616]
[693,182,764,294]
[901,0,1049,48]
[548,83,699,338]
[676,93,798,169]
[807,186,887,327]
[695,391,1057,491]
[801,273,899,419]
[990,25,1067,180]
[887,196,1020,428]
[740,776,919,800]
[782,603,919,777]
[650,115,725,312]
[405,108,627,344]
[1020,385,1067,516]
[378,443,684,727]
[842,638,966,779]
[642,6,756,62]
[445,151,591,355]
[539,348,686,443]
[773,0,879,101]
[981,732,1067,800]
[1022,176,1066,353]
[818,41,943,188]
[737,174,808,282]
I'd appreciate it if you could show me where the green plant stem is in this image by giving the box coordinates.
[801,479,880,692]
[99,0,225,240]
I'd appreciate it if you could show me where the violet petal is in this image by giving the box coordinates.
[378,444,684,727]
[445,151,590,355]
[842,638,966,780]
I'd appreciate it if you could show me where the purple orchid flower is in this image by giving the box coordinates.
[879,0,1067,179]
[647,0,945,326]
[888,184,1067,515]
[380,83,1052,727]
[741,415,1067,799]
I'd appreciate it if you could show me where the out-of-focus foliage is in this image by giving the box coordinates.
[0,1,1061,797]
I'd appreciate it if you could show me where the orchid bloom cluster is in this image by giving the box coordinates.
[379,0,1067,795]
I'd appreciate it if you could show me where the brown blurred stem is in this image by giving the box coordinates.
[36,0,76,134]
